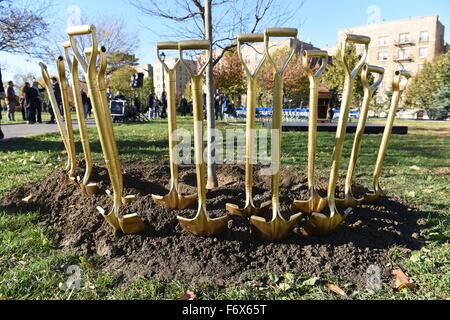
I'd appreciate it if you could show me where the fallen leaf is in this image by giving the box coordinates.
[22,194,32,202]
[391,269,417,291]
[18,260,27,265]
[179,290,196,300]
[302,277,319,286]
[410,165,421,171]
[326,283,347,297]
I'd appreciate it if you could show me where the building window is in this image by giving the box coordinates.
[398,49,410,59]
[377,51,389,61]
[378,36,389,46]
[419,47,428,58]
[419,31,429,42]
[399,33,410,43]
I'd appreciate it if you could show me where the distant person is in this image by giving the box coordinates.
[179,95,188,117]
[106,87,113,102]
[47,77,61,124]
[160,91,167,118]
[328,105,334,121]
[146,89,154,113]
[114,91,126,100]
[215,89,223,120]
[27,81,45,124]
[19,82,30,121]
[221,94,230,120]
[81,89,89,119]
[134,93,141,114]
[6,81,18,121]
[0,68,4,139]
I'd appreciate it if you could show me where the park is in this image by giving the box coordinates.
[0,0,449,303]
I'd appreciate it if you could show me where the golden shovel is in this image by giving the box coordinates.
[176,40,230,236]
[225,33,270,217]
[61,41,99,195]
[335,64,384,208]
[291,50,328,215]
[39,62,74,181]
[151,41,197,210]
[303,34,370,236]
[67,25,145,234]
[362,70,411,204]
[55,56,78,184]
[249,28,302,241]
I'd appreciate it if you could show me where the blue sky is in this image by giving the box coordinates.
[1,0,449,80]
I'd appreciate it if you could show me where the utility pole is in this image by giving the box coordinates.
[205,0,218,189]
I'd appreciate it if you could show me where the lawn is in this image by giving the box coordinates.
[0,118,448,300]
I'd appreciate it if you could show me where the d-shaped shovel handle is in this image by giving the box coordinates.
[392,70,411,91]
[237,33,266,78]
[157,41,181,71]
[341,34,371,79]
[264,28,298,76]
[178,40,211,77]
[302,50,328,79]
[362,64,385,93]
[66,24,98,74]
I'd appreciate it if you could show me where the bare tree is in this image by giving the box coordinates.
[0,0,54,59]
[130,0,302,187]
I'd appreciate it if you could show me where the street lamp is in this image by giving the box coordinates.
[160,52,166,96]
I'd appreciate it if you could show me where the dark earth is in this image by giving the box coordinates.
[0,162,426,288]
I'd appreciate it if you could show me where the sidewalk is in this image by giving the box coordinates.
[0,119,97,141]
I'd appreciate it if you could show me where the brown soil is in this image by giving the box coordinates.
[0,162,425,288]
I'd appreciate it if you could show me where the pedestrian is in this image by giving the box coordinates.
[214,89,223,120]
[328,105,334,121]
[134,93,141,114]
[6,81,18,121]
[19,82,31,121]
[160,91,167,118]
[221,94,230,120]
[0,68,4,139]
[114,90,126,100]
[27,81,45,124]
[153,98,160,118]
[106,87,113,102]
[81,89,89,119]
[179,95,188,117]
[47,77,61,123]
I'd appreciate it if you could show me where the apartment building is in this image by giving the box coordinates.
[152,58,195,99]
[324,15,446,101]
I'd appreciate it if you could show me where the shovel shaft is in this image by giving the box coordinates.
[244,77,258,204]
[307,79,319,188]
[192,75,207,209]
[67,55,94,187]
[372,89,400,187]
[271,73,283,218]
[56,57,77,177]
[167,69,179,188]
[344,87,372,195]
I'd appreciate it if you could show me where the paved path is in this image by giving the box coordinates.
[0,119,97,140]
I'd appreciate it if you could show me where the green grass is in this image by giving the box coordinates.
[0,118,449,300]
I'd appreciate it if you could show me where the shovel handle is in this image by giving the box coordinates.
[393,70,411,91]
[156,42,181,71]
[264,27,298,75]
[157,41,179,50]
[237,33,265,78]
[62,41,71,49]
[345,34,371,45]
[179,40,210,50]
[302,50,328,79]
[362,64,385,92]
[265,27,298,38]
[237,34,264,43]
[66,25,95,36]
[178,40,211,77]
[341,33,370,79]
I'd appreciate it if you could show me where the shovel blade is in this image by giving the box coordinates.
[177,208,229,236]
[225,200,271,217]
[291,194,327,215]
[97,206,121,231]
[152,189,197,210]
[250,213,302,241]
[119,214,146,234]
[302,210,349,236]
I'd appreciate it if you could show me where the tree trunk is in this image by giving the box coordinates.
[204,0,218,189]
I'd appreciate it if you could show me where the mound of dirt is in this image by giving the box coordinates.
[0,162,425,288]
